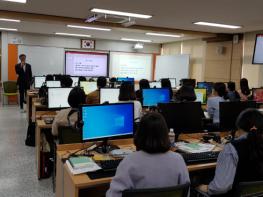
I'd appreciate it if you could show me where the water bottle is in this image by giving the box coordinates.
[169,128,175,145]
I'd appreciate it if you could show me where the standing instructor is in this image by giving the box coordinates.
[15,54,32,111]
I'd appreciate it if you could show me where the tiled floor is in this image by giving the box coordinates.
[0,106,54,197]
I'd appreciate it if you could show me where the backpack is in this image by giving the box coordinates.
[25,121,36,147]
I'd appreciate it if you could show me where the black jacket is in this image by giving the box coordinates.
[15,63,32,89]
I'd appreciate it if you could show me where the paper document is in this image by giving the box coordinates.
[66,158,101,175]
[175,142,215,153]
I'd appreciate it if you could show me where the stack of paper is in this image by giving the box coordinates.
[66,156,101,175]
[175,142,215,153]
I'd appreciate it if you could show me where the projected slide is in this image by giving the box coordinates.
[65,51,108,77]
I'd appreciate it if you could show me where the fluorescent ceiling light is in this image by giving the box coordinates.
[121,38,152,43]
[0,27,18,31]
[91,8,152,19]
[67,25,111,31]
[194,21,241,29]
[146,32,182,38]
[2,0,26,3]
[0,18,21,22]
[55,32,91,38]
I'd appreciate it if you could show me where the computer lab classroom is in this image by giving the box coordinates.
[2,1,263,197]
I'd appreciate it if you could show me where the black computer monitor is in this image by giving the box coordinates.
[158,102,203,134]
[197,82,214,95]
[116,77,134,85]
[219,101,257,130]
[80,103,134,153]
[142,88,170,107]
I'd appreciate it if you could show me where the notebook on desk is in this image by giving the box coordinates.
[175,142,215,153]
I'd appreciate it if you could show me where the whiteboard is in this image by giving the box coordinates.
[109,52,153,80]
[155,55,190,84]
[18,45,64,76]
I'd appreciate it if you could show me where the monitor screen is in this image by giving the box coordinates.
[48,88,72,108]
[71,76,79,87]
[253,34,263,64]
[80,81,97,95]
[197,82,214,95]
[65,51,108,77]
[117,77,134,82]
[194,88,207,104]
[142,88,170,107]
[220,101,257,130]
[34,76,46,88]
[169,78,176,88]
[252,88,263,103]
[100,88,120,104]
[81,103,134,141]
[158,102,203,133]
[46,81,61,88]
[149,82,162,88]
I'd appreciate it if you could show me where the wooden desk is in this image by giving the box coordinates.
[56,133,227,197]
[32,99,48,122]
[35,113,56,179]
[26,90,38,122]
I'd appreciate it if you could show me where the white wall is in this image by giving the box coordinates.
[1,32,160,81]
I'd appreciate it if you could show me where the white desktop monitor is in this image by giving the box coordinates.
[71,77,79,87]
[100,88,120,104]
[169,78,177,88]
[48,88,73,109]
[150,82,162,88]
[80,81,97,95]
[34,76,46,88]
[46,80,61,88]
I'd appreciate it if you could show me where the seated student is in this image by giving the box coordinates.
[239,78,251,101]
[60,75,73,87]
[52,87,86,136]
[161,78,173,100]
[136,79,150,103]
[198,109,263,196]
[119,82,142,121]
[207,82,227,124]
[106,112,190,197]
[45,74,54,81]
[227,81,240,102]
[86,76,107,104]
[175,85,196,102]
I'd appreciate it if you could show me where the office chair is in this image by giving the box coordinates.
[122,183,189,197]
[239,181,263,197]
[193,181,263,197]
[2,81,19,106]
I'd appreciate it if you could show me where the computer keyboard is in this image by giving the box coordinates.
[98,159,123,171]
[180,151,220,164]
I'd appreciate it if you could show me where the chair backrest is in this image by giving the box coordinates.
[122,183,189,197]
[239,181,263,197]
[58,126,82,144]
[3,81,17,93]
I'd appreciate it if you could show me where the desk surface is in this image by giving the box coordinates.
[56,133,227,189]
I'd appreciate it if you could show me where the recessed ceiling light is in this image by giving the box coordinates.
[0,18,21,22]
[146,32,182,38]
[0,27,18,31]
[121,38,152,43]
[67,25,111,31]
[194,21,242,29]
[2,0,26,3]
[91,8,152,19]
[55,32,91,38]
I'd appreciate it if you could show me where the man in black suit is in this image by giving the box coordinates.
[15,54,32,111]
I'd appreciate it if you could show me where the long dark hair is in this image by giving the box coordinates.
[240,78,251,96]
[119,82,136,101]
[236,109,263,174]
